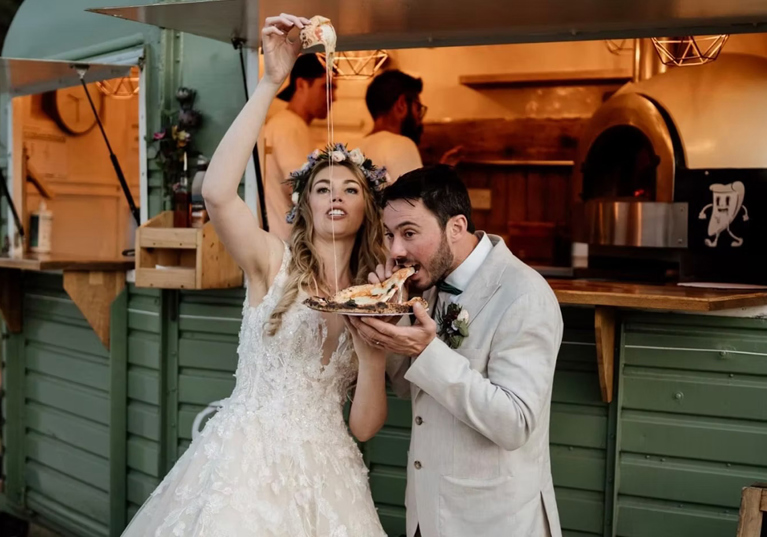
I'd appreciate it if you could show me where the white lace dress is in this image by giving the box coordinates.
[121,247,387,537]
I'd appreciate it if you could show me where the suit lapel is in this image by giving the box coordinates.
[454,236,507,329]
[410,235,509,400]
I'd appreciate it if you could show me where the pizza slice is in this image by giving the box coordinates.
[304,266,428,314]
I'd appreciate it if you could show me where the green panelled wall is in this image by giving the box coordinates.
[615,313,767,536]
[125,286,164,522]
[3,273,113,537]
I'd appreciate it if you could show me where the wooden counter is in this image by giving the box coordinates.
[547,278,767,405]
[0,253,134,349]
[0,253,134,272]
[550,279,767,312]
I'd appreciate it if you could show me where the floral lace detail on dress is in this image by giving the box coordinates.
[120,245,386,537]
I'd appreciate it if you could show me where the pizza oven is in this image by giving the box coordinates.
[572,51,767,284]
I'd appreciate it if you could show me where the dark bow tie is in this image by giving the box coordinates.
[436,280,462,295]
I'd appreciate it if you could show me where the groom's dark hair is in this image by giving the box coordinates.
[381,165,475,233]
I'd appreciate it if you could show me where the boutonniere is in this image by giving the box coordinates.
[436,303,470,349]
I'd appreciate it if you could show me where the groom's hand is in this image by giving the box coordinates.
[349,302,436,357]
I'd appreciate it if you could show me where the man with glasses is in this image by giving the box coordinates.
[358,70,461,184]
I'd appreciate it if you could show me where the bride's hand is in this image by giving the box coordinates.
[261,14,310,86]
[343,316,385,362]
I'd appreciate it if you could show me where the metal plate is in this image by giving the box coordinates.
[90,0,767,51]
[0,57,132,97]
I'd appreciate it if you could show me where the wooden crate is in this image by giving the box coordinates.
[135,211,242,289]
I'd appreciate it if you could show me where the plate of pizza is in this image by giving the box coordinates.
[304,266,428,316]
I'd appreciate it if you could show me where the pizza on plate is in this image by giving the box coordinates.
[304,266,428,314]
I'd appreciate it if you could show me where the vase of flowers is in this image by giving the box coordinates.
[151,87,204,220]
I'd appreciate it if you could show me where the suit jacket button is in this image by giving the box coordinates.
[415,416,423,425]
[414,461,422,469]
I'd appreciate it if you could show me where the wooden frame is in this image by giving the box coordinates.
[736,484,766,537]
[135,211,242,290]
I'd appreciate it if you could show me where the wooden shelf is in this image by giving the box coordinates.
[0,253,133,350]
[459,69,632,88]
[0,253,133,272]
[135,211,242,290]
[550,279,767,312]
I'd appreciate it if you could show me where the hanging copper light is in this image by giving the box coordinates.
[96,65,140,99]
[318,50,389,80]
[605,39,633,55]
[651,35,729,67]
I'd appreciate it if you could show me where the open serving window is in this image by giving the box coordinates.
[1,56,142,260]
[0,55,144,348]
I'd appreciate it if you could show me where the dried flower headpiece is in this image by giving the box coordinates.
[284,143,388,223]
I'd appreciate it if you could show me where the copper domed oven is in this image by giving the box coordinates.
[573,52,767,284]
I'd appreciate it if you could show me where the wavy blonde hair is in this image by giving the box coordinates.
[265,161,386,336]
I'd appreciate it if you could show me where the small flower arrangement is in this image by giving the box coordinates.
[436,303,470,349]
[284,143,388,223]
[150,87,204,189]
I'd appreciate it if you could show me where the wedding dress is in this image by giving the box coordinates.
[121,246,387,537]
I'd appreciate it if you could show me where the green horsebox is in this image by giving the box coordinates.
[1,1,767,537]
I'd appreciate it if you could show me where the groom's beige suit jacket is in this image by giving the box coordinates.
[388,233,564,537]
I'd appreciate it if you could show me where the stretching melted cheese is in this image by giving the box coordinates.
[329,267,416,306]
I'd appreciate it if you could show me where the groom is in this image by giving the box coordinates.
[349,165,564,537]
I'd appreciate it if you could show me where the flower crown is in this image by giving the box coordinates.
[284,143,388,223]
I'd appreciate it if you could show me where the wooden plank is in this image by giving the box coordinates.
[178,337,238,372]
[621,454,767,510]
[128,368,160,406]
[420,118,585,164]
[555,488,605,535]
[366,429,411,467]
[550,445,606,492]
[621,411,767,467]
[25,317,107,358]
[553,370,605,407]
[0,254,133,271]
[369,465,406,506]
[26,373,109,425]
[178,372,235,405]
[26,404,109,458]
[25,344,109,390]
[128,334,161,369]
[3,332,26,504]
[109,289,128,536]
[127,401,160,442]
[622,369,767,422]
[127,437,160,478]
[200,220,243,289]
[137,227,198,249]
[63,270,126,350]
[736,487,764,537]
[26,492,108,537]
[550,404,608,450]
[26,432,109,492]
[467,188,492,210]
[126,471,158,506]
[550,280,767,311]
[25,461,110,523]
[594,306,616,403]
[459,69,632,88]
[135,267,196,289]
[0,268,23,332]
[618,497,738,536]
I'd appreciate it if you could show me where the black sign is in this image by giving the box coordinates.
[675,168,767,284]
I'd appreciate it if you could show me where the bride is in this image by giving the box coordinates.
[120,13,390,537]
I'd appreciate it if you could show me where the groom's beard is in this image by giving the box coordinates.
[413,232,453,292]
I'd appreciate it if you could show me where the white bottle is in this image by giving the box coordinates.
[30,200,53,254]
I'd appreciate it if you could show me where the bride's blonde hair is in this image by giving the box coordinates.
[265,161,386,336]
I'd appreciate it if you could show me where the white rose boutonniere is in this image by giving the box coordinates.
[436,303,470,349]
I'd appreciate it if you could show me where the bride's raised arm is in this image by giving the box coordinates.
[202,14,310,290]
